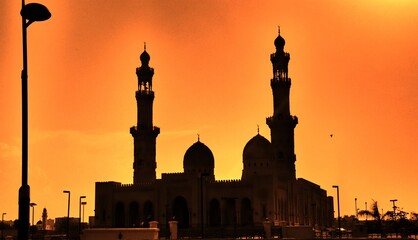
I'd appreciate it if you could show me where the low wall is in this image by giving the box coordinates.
[282,225,315,239]
[83,228,159,240]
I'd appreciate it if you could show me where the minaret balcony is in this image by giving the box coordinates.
[266,115,298,127]
[130,125,160,137]
[272,76,291,82]
[270,52,290,59]
[271,78,291,86]
[136,89,155,97]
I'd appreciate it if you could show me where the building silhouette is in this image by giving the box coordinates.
[94,30,334,233]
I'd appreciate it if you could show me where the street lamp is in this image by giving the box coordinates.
[355,198,358,219]
[30,203,37,226]
[79,196,86,236]
[365,202,368,221]
[18,2,50,240]
[1,213,6,240]
[200,173,210,239]
[63,190,70,240]
[81,202,87,224]
[332,185,341,239]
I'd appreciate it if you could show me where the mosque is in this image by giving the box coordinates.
[94,30,334,234]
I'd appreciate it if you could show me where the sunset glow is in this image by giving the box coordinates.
[0,0,417,221]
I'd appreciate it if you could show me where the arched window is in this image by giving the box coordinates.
[115,202,125,227]
[241,198,253,225]
[172,196,189,228]
[224,198,236,226]
[143,201,154,226]
[209,199,221,226]
[129,201,140,227]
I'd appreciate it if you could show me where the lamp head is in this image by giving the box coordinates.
[21,3,51,23]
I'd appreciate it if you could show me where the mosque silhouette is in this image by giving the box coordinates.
[94,29,334,235]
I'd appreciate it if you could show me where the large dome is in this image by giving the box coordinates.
[183,140,214,173]
[242,133,274,180]
[243,134,273,162]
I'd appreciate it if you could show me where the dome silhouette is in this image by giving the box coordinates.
[140,50,150,63]
[183,140,214,172]
[274,33,285,50]
[243,134,273,162]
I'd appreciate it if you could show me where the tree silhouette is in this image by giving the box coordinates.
[357,200,391,237]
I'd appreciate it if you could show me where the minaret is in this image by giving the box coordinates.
[42,208,47,230]
[266,28,298,181]
[130,44,160,184]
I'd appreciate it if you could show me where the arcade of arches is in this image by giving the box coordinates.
[112,197,254,229]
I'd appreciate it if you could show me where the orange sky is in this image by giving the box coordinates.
[1,0,417,222]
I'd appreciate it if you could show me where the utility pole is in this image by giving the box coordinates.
[390,199,398,220]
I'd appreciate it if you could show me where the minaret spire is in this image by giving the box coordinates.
[266,28,298,181]
[130,46,160,184]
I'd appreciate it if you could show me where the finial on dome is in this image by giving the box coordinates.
[197,134,200,142]
[257,125,260,135]
[140,42,150,64]
[274,26,285,49]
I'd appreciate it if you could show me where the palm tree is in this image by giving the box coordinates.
[357,200,391,237]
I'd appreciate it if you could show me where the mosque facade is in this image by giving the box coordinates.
[94,31,334,233]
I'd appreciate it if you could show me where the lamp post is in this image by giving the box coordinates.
[355,198,358,219]
[29,203,36,240]
[1,213,6,240]
[332,185,341,239]
[18,2,50,240]
[365,202,368,221]
[30,203,37,226]
[200,173,210,239]
[79,196,86,237]
[63,190,71,240]
[81,202,87,224]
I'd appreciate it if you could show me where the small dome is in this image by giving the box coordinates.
[140,50,150,63]
[183,140,214,170]
[274,33,285,50]
[243,134,273,162]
